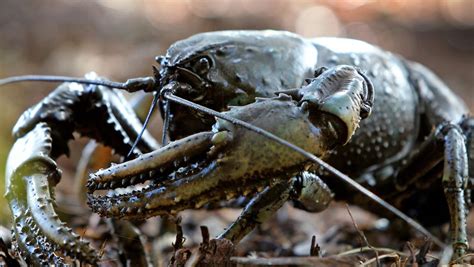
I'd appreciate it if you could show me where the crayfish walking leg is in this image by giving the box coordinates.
[378,121,472,261]
[218,172,333,243]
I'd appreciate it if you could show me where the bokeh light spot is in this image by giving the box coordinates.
[295,5,341,38]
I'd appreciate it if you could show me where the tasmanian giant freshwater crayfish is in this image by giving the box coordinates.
[1,30,472,265]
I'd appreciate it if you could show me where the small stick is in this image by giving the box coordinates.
[345,204,380,267]
[334,246,439,260]
[451,253,474,263]
[360,253,400,267]
[406,242,418,267]
[200,226,210,246]
[417,239,432,263]
[231,256,353,266]
[309,235,321,257]
[98,238,108,259]
[172,217,186,250]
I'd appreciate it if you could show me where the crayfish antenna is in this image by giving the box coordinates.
[0,74,156,92]
[126,92,160,159]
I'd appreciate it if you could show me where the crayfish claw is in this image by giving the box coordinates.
[6,123,98,265]
[87,131,218,219]
[87,131,215,192]
[88,95,363,222]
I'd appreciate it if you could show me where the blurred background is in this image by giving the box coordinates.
[0,0,472,243]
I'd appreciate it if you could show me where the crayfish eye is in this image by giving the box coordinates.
[193,57,211,75]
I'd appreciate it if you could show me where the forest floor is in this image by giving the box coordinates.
[1,198,473,266]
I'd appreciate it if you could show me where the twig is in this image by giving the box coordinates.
[169,217,192,267]
[194,226,210,265]
[406,242,418,267]
[360,253,400,266]
[187,226,234,266]
[200,226,210,246]
[231,256,353,266]
[345,204,380,267]
[172,217,186,250]
[193,225,209,266]
[450,253,474,264]
[98,238,107,258]
[336,246,405,257]
[416,239,432,264]
[335,246,439,260]
[309,235,321,257]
